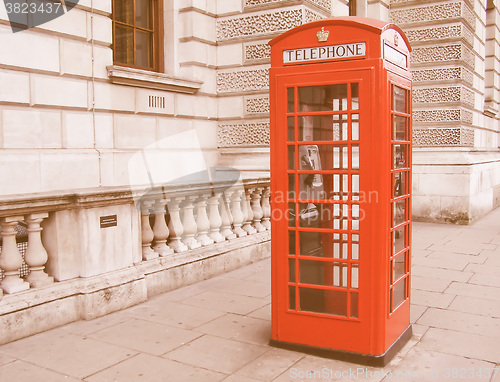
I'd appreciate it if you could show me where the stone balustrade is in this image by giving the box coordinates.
[137,180,271,260]
[0,178,271,303]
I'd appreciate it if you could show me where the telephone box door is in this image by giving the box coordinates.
[272,68,374,354]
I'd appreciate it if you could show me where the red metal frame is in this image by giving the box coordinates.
[269,17,412,364]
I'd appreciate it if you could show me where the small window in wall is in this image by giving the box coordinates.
[349,0,357,16]
[112,0,163,71]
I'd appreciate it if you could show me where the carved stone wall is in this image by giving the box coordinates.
[390,2,474,27]
[413,127,474,146]
[413,86,475,107]
[404,24,474,46]
[217,68,269,93]
[411,44,475,68]
[411,67,473,85]
[244,0,331,13]
[245,96,270,115]
[244,42,271,62]
[218,122,270,147]
[217,9,303,41]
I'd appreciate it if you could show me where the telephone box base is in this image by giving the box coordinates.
[269,325,412,367]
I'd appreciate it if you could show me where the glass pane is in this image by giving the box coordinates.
[297,173,334,201]
[288,145,295,170]
[299,84,348,112]
[393,199,407,227]
[298,202,337,229]
[333,233,349,259]
[288,174,295,199]
[299,115,347,142]
[393,115,407,141]
[298,230,323,257]
[393,86,407,113]
[393,144,407,169]
[289,258,296,282]
[289,286,296,309]
[352,113,359,140]
[297,144,350,172]
[352,145,359,170]
[288,203,296,227]
[392,252,406,283]
[333,114,348,140]
[115,0,133,24]
[136,30,153,68]
[351,292,358,318]
[393,171,407,197]
[299,288,347,316]
[351,264,359,289]
[351,234,359,260]
[351,204,360,231]
[352,174,359,201]
[115,25,134,65]
[391,279,406,312]
[393,225,406,254]
[351,83,359,110]
[332,145,348,169]
[288,117,294,141]
[136,0,152,29]
[287,88,294,113]
[289,230,296,254]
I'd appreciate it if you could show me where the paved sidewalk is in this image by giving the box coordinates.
[0,209,499,382]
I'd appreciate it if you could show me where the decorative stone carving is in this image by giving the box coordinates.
[411,67,473,85]
[244,0,331,13]
[390,3,462,24]
[217,9,303,41]
[413,109,461,122]
[413,127,474,146]
[217,68,269,93]
[218,122,270,147]
[244,43,271,62]
[411,44,475,68]
[404,25,473,46]
[245,96,270,115]
[412,86,474,107]
[304,9,323,24]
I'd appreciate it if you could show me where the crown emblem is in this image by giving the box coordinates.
[316,27,329,43]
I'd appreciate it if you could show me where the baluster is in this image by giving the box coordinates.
[242,187,257,235]
[195,193,214,246]
[24,213,54,287]
[166,197,188,253]
[261,186,271,230]
[0,216,30,293]
[208,192,226,243]
[251,188,266,232]
[141,201,158,260]
[231,189,247,238]
[181,195,201,250]
[152,198,174,256]
[219,191,236,240]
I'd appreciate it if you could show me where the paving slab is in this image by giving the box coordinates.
[0,359,81,382]
[410,289,455,309]
[164,334,269,374]
[181,290,269,315]
[0,329,137,379]
[447,295,500,318]
[86,318,203,356]
[85,353,226,382]
[444,282,500,301]
[419,327,500,364]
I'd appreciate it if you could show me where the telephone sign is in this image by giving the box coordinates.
[269,17,413,366]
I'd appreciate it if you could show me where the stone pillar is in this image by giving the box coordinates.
[230,189,247,238]
[220,191,236,240]
[140,201,158,261]
[261,186,271,230]
[167,197,188,253]
[0,216,30,293]
[195,193,214,246]
[251,188,266,232]
[152,198,174,256]
[181,195,201,250]
[24,213,54,287]
[242,187,257,234]
[208,192,226,243]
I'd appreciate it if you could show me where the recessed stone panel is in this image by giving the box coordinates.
[413,127,474,146]
[217,68,269,93]
[218,122,270,147]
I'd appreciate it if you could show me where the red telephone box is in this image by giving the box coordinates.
[269,17,412,366]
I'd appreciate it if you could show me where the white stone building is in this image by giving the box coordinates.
[0,0,498,342]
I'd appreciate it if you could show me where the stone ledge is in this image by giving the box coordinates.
[107,66,203,94]
[0,232,271,345]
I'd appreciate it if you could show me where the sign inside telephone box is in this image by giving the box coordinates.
[269,17,413,366]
